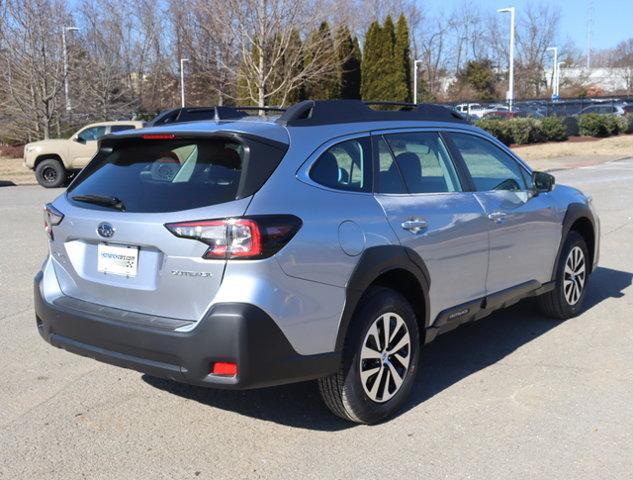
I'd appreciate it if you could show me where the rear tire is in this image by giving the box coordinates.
[318,286,420,424]
[35,159,67,188]
[537,231,590,319]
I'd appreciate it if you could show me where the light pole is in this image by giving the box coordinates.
[497,7,515,111]
[180,58,190,108]
[546,47,558,97]
[557,61,564,98]
[62,26,79,112]
[413,59,423,104]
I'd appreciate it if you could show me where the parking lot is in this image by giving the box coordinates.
[1,160,632,479]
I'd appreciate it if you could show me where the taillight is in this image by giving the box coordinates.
[165,215,302,260]
[43,203,64,240]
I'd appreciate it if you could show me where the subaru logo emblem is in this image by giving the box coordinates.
[97,222,115,238]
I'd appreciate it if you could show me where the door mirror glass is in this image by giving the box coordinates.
[532,171,555,193]
[74,135,86,144]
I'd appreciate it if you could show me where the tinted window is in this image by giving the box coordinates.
[68,139,244,213]
[384,132,461,193]
[310,137,372,192]
[376,136,407,194]
[450,133,528,192]
[78,126,107,142]
[110,125,137,133]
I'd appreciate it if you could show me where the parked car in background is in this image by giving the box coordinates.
[578,103,629,116]
[24,121,145,188]
[482,110,518,119]
[454,103,495,119]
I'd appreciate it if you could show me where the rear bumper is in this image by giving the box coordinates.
[34,272,339,389]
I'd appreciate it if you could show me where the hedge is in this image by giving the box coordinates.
[577,114,628,137]
[477,114,630,145]
[475,116,567,145]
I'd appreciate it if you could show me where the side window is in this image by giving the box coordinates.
[110,125,136,133]
[376,136,407,194]
[310,137,372,192]
[450,132,528,192]
[78,126,107,142]
[384,132,462,193]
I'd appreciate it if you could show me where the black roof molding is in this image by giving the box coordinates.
[276,100,467,126]
[148,106,286,126]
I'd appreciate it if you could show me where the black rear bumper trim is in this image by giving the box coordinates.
[35,272,340,390]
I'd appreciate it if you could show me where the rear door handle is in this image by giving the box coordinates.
[487,211,507,223]
[401,218,428,234]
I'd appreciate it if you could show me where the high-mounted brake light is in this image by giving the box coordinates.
[165,215,301,260]
[43,203,64,241]
[142,133,176,140]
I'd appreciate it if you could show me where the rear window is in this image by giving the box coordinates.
[68,139,249,213]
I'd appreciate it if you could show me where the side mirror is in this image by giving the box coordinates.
[532,171,555,194]
[74,136,86,144]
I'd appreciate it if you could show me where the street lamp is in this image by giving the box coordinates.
[62,26,79,112]
[180,58,190,108]
[557,61,564,99]
[547,47,558,98]
[497,7,515,111]
[413,59,423,104]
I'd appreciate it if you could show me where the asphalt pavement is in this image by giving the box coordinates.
[1,160,632,479]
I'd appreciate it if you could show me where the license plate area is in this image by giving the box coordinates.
[97,243,139,278]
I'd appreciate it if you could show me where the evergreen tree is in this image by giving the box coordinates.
[394,14,412,102]
[362,17,399,102]
[304,22,339,100]
[336,25,361,99]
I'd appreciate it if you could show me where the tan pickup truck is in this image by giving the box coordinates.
[24,121,145,187]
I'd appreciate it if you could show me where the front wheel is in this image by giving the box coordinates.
[537,231,590,319]
[35,159,67,188]
[318,286,420,424]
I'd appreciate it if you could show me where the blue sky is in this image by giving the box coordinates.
[415,0,632,50]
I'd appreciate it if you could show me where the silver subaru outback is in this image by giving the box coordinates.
[35,100,600,424]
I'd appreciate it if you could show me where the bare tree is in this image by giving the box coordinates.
[613,39,633,94]
[0,0,71,140]
[74,0,139,119]
[217,0,342,107]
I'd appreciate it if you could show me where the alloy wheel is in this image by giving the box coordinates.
[359,312,411,403]
[563,246,586,305]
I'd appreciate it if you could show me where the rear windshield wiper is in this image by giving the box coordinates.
[71,194,126,211]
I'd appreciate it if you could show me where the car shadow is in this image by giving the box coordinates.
[142,266,632,431]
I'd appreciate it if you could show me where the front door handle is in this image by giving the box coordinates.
[487,211,507,223]
[401,218,428,234]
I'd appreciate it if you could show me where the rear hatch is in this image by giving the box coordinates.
[47,132,287,321]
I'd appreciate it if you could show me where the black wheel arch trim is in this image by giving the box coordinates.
[552,202,597,281]
[335,245,431,352]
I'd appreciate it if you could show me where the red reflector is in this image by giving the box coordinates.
[142,133,176,140]
[212,362,238,376]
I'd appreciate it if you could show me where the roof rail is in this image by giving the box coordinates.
[276,100,466,126]
[147,106,286,126]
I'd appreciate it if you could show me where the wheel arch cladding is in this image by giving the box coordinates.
[335,245,430,352]
[552,202,597,280]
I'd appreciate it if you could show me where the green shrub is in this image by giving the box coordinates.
[615,115,630,134]
[475,118,513,145]
[578,114,611,137]
[540,116,568,141]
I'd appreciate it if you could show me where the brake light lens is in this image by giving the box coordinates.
[141,133,176,140]
[43,203,64,240]
[165,215,301,260]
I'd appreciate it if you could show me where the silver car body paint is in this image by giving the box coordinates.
[44,116,599,356]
